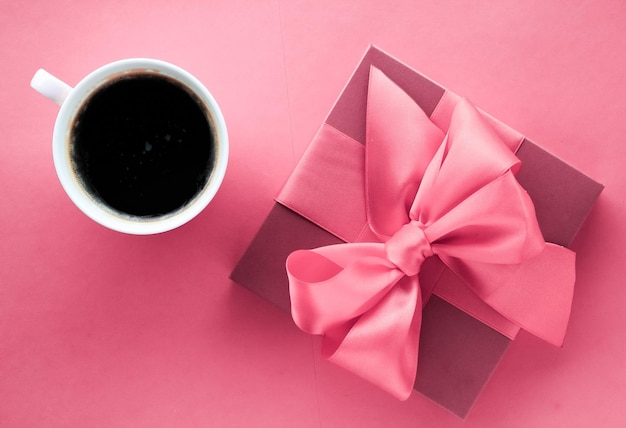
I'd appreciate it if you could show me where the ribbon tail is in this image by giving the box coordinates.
[444,244,576,346]
[487,244,575,346]
[323,275,422,400]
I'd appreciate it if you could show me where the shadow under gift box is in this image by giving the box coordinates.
[230,45,603,418]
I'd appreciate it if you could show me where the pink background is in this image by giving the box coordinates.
[0,1,622,426]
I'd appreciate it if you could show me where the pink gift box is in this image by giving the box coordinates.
[231,45,603,417]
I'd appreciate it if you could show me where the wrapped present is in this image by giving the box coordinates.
[231,45,603,417]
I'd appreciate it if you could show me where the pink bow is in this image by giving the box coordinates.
[286,67,575,400]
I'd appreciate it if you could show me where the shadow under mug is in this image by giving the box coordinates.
[31,59,228,235]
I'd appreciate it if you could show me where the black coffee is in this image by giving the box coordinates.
[71,73,215,217]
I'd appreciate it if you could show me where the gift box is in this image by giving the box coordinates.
[230,45,603,418]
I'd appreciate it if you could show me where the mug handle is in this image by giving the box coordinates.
[31,69,73,106]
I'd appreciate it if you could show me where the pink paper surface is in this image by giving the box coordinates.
[0,1,623,427]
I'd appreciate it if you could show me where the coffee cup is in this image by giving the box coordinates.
[31,59,228,235]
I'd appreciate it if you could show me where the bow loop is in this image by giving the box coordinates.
[410,98,522,226]
[366,66,444,239]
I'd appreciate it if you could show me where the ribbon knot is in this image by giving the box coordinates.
[385,221,432,277]
[285,66,575,401]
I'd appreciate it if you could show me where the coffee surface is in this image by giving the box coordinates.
[71,74,214,217]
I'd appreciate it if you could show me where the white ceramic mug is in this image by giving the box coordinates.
[31,59,228,234]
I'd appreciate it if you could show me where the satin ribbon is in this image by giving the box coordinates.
[286,66,575,400]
